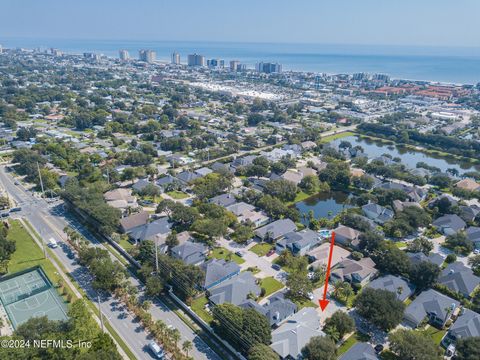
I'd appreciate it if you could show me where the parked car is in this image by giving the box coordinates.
[272,264,281,271]
[374,344,384,353]
[148,341,165,359]
[235,251,244,258]
[9,207,22,212]
[266,249,275,257]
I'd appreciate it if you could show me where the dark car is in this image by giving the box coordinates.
[67,251,75,260]
[9,207,22,212]
[374,344,384,353]
[271,264,281,271]
[266,249,275,257]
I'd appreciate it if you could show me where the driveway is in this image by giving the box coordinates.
[217,238,280,278]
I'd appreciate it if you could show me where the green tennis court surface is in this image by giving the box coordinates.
[0,267,68,329]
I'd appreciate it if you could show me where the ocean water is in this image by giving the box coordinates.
[2,38,480,84]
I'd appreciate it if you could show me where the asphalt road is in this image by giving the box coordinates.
[0,166,221,360]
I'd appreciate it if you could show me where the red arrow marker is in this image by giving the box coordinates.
[319,231,335,311]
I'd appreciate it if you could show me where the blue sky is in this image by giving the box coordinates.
[1,0,479,47]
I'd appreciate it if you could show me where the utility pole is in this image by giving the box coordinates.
[97,295,104,332]
[36,162,45,198]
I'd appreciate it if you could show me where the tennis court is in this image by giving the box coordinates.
[0,267,68,329]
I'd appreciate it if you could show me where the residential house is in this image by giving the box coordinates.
[307,243,351,270]
[201,259,241,290]
[331,257,378,286]
[208,271,260,306]
[230,155,256,170]
[281,170,303,185]
[459,205,480,223]
[195,167,213,177]
[362,203,394,224]
[275,229,321,256]
[403,289,459,328]
[455,178,480,192]
[438,262,480,298]
[407,252,444,267]
[209,193,237,208]
[466,226,480,249]
[367,275,415,302]
[104,188,138,210]
[156,175,182,192]
[132,178,157,193]
[129,217,172,249]
[270,307,325,360]
[176,171,200,185]
[443,308,480,345]
[226,202,269,228]
[334,225,362,249]
[119,211,150,233]
[339,342,379,360]
[263,293,298,327]
[255,219,297,242]
[432,214,466,235]
[170,241,208,266]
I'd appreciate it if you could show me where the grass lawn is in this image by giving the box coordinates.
[7,220,63,285]
[209,247,245,265]
[165,190,189,199]
[119,237,135,251]
[293,298,318,310]
[422,325,447,345]
[191,296,213,324]
[319,131,355,143]
[250,243,273,257]
[404,297,413,305]
[259,277,284,298]
[287,191,312,205]
[395,241,407,249]
[338,332,370,355]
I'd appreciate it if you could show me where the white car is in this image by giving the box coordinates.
[148,341,165,359]
[48,238,58,248]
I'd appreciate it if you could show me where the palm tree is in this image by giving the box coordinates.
[332,280,343,298]
[325,324,340,342]
[182,340,193,357]
[339,282,353,302]
[170,328,181,347]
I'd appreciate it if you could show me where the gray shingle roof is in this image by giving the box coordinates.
[208,271,260,306]
[208,193,237,208]
[432,214,466,233]
[438,262,480,298]
[270,307,325,359]
[170,241,207,265]
[407,252,444,267]
[130,217,172,242]
[255,219,297,241]
[339,342,379,360]
[404,289,459,327]
[367,275,415,302]
[448,308,480,340]
[201,259,241,289]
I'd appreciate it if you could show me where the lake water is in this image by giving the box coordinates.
[331,136,480,175]
[2,38,480,84]
[295,191,353,225]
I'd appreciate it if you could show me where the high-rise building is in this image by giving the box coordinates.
[255,62,282,74]
[83,52,101,61]
[119,49,130,61]
[207,59,224,69]
[187,53,206,67]
[230,60,240,72]
[139,49,156,63]
[171,52,180,65]
[50,48,63,57]
[0,44,4,54]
